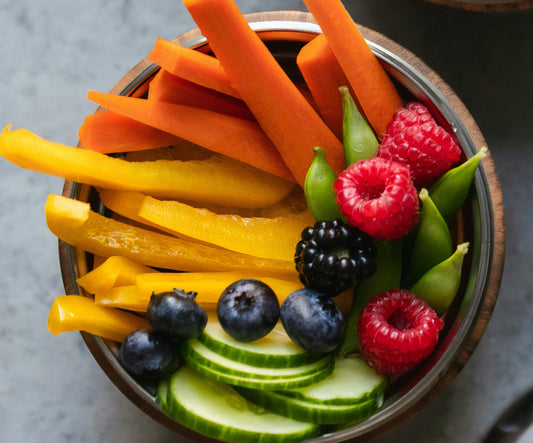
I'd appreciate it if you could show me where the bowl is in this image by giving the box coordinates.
[58,11,505,442]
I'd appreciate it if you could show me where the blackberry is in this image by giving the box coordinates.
[294,219,377,297]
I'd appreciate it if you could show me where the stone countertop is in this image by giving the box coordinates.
[0,1,531,442]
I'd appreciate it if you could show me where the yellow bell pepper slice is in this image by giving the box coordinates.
[0,125,294,208]
[47,295,149,342]
[45,194,295,275]
[76,256,154,295]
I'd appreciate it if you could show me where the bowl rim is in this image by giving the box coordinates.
[59,10,506,442]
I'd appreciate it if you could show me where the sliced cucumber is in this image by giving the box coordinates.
[156,377,170,411]
[199,313,321,368]
[281,356,388,405]
[163,365,319,443]
[182,338,333,380]
[237,387,379,425]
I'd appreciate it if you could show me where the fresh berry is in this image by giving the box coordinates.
[377,103,461,187]
[294,219,376,297]
[147,288,207,340]
[119,329,182,380]
[334,157,419,241]
[217,279,280,342]
[357,289,444,375]
[280,289,345,354]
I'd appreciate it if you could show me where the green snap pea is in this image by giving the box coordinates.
[337,239,403,358]
[404,188,453,288]
[410,242,469,316]
[304,146,343,221]
[339,86,379,165]
[430,146,487,223]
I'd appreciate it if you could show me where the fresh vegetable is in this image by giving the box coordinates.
[430,146,488,223]
[340,85,379,164]
[86,91,295,182]
[45,194,295,274]
[160,365,320,442]
[119,329,183,380]
[217,279,280,342]
[183,0,345,186]
[148,68,254,120]
[301,0,403,136]
[148,37,241,98]
[411,242,470,315]
[280,289,345,354]
[303,146,344,221]
[78,110,182,154]
[334,157,420,240]
[357,289,444,374]
[404,188,453,287]
[147,289,208,339]
[294,219,377,297]
[0,125,294,208]
[47,295,150,342]
[296,33,351,139]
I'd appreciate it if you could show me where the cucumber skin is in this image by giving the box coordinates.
[237,388,379,425]
[164,366,320,443]
[182,339,334,381]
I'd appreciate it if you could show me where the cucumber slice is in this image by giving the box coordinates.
[199,313,322,368]
[185,351,334,390]
[281,357,388,405]
[156,377,170,411]
[237,387,379,425]
[164,365,319,443]
[182,339,333,380]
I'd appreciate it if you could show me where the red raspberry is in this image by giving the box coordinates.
[358,289,444,375]
[334,157,419,241]
[378,102,461,187]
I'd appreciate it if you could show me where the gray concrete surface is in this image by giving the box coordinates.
[0,0,531,442]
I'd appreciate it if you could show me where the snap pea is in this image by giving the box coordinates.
[410,242,469,316]
[304,146,343,221]
[430,146,487,223]
[337,239,403,358]
[404,188,453,287]
[339,86,379,165]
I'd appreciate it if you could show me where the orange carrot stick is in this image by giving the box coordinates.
[87,90,295,182]
[183,0,344,186]
[148,69,254,120]
[297,34,355,140]
[78,110,183,153]
[148,37,240,99]
[302,0,403,137]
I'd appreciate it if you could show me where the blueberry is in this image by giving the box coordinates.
[147,288,207,339]
[280,289,345,354]
[217,279,280,342]
[119,329,182,380]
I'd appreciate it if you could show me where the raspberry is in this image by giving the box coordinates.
[377,103,461,187]
[358,289,444,375]
[334,157,419,241]
[294,219,376,297]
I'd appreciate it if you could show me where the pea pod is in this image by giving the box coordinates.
[404,188,453,287]
[410,242,469,316]
[304,146,343,221]
[339,86,379,165]
[337,239,403,358]
[430,146,487,223]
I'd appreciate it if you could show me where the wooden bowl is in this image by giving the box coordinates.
[59,11,506,442]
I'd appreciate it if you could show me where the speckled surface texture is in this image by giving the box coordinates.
[0,1,531,442]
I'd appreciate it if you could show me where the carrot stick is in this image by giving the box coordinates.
[297,34,355,140]
[183,0,345,186]
[148,37,241,99]
[301,0,403,137]
[78,110,183,153]
[87,90,295,182]
[148,69,254,120]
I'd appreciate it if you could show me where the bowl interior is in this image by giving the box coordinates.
[59,15,501,442]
